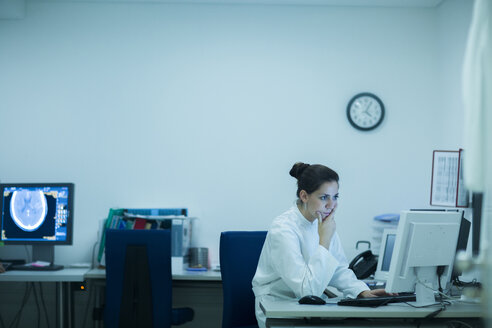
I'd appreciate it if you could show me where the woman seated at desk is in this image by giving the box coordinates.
[252,162,389,328]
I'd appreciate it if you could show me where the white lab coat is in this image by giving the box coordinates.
[252,204,369,328]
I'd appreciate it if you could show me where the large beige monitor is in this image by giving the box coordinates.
[385,210,462,305]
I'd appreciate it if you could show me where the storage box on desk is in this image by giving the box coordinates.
[97,208,193,273]
[122,212,194,274]
[145,215,194,274]
[125,208,188,217]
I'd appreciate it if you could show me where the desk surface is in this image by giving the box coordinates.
[0,268,88,282]
[260,299,482,319]
[85,268,222,281]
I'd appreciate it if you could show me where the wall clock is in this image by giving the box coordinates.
[346,92,385,131]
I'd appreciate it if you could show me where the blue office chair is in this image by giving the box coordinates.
[220,231,267,328]
[104,229,194,328]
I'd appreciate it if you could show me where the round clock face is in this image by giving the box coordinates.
[346,92,385,131]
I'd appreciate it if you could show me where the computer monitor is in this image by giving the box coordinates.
[471,192,483,257]
[452,215,471,281]
[0,183,74,270]
[385,210,462,305]
[374,229,397,281]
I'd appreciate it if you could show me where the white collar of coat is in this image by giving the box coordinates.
[291,202,316,227]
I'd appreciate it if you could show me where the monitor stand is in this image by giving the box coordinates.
[414,267,438,306]
[12,245,64,271]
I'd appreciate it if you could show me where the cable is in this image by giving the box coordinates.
[9,283,28,328]
[444,320,475,328]
[83,240,99,328]
[410,301,449,328]
[16,283,33,328]
[81,280,95,328]
[30,283,41,328]
[436,266,445,293]
[436,265,445,304]
[0,313,6,328]
[408,279,457,323]
[453,276,482,289]
[424,302,448,319]
[403,300,451,308]
[23,246,31,263]
[91,240,98,269]
[38,282,50,328]
[8,282,32,328]
[416,278,454,300]
[0,287,6,328]
[416,279,483,305]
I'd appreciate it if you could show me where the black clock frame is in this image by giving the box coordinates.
[346,92,385,131]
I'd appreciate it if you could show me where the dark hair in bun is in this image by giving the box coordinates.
[289,162,310,179]
[289,162,339,198]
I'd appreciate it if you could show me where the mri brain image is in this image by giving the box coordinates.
[10,190,48,231]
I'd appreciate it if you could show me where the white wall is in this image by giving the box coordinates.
[0,0,473,267]
[436,0,474,144]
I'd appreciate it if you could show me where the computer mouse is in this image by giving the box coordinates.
[298,295,326,305]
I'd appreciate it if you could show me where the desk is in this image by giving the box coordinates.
[0,268,89,328]
[85,268,223,328]
[260,299,483,328]
[85,267,222,281]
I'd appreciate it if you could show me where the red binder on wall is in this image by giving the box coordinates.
[430,149,469,207]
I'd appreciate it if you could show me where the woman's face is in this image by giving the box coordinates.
[301,181,339,222]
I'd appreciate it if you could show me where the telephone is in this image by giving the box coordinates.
[348,250,378,279]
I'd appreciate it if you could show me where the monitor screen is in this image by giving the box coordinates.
[0,183,74,245]
[381,233,395,271]
[374,229,396,281]
[471,192,483,256]
[385,210,462,305]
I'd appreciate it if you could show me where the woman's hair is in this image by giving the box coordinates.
[289,162,339,197]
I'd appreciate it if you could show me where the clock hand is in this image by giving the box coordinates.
[363,103,373,117]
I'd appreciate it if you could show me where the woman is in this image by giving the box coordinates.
[252,162,388,327]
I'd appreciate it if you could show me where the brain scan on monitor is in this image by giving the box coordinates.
[10,190,48,231]
[0,183,74,269]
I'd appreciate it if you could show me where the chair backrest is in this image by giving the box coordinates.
[105,229,173,328]
[220,231,267,328]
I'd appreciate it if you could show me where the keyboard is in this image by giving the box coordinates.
[338,293,416,307]
[11,264,64,271]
